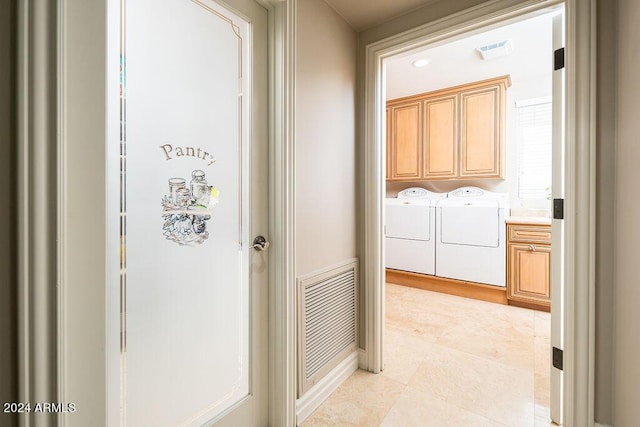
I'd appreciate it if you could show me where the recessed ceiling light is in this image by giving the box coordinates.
[411,59,430,68]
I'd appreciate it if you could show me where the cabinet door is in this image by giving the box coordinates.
[508,243,551,305]
[389,102,422,180]
[423,95,458,179]
[460,84,503,178]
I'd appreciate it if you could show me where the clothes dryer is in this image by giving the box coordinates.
[435,186,509,286]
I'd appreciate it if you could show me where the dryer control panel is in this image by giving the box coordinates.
[450,187,485,198]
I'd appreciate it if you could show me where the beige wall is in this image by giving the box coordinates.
[614,0,640,424]
[0,0,18,425]
[595,0,616,423]
[357,0,617,424]
[295,0,357,276]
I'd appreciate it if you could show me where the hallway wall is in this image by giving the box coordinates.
[296,0,357,277]
[595,0,616,423]
[614,0,640,424]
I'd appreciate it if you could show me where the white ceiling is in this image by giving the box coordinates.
[322,0,441,32]
[385,12,556,100]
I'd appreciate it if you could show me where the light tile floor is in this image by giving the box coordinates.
[301,283,555,427]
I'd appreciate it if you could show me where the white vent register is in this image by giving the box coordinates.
[476,39,514,60]
[297,259,358,396]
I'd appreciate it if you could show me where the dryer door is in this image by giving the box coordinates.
[439,201,500,247]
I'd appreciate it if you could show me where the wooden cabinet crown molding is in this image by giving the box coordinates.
[386,75,511,107]
[386,75,511,182]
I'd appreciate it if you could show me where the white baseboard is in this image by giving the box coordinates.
[295,351,358,425]
[594,423,612,427]
[357,348,368,370]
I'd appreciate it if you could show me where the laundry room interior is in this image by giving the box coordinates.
[380,8,560,426]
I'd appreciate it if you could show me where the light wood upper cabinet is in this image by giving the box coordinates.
[386,75,510,181]
[423,95,458,179]
[460,83,504,178]
[389,102,422,180]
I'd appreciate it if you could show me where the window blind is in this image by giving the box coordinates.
[517,100,552,199]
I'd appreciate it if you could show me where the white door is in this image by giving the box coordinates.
[550,7,566,425]
[117,0,268,425]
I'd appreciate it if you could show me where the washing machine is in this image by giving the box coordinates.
[385,187,445,275]
[435,186,509,287]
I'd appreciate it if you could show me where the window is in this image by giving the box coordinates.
[516,97,552,199]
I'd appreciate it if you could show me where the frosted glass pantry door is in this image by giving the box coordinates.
[121,0,268,425]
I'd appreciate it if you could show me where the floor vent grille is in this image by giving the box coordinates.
[297,259,358,396]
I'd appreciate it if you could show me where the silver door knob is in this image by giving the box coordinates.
[252,235,270,251]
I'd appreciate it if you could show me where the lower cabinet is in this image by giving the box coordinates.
[507,223,551,311]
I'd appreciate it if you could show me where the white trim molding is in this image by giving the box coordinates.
[17,0,61,423]
[362,0,596,426]
[57,0,110,425]
[265,0,298,425]
[357,348,368,370]
[564,0,597,425]
[295,351,358,425]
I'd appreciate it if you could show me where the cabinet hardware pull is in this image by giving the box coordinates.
[529,245,536,251]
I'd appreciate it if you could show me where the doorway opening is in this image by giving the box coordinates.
[379,5,565,425]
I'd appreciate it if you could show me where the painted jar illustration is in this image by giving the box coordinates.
[190,170,209,206]
[175,216,193,235]
[168,178,186,204]
[175,188,191,207]
[192,216,207,234]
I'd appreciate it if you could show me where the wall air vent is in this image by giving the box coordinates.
[297,259,358,397]
[476,39,514,60]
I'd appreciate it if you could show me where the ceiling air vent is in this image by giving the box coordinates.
[476,39,513,60]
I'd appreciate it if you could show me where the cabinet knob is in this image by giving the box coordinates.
[529,245,536,252]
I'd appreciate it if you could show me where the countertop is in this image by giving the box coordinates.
[506,216,552,225]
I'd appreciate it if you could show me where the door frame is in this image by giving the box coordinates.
[17,0,298,426]
[362,0,596,425]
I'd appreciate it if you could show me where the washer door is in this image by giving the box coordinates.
[386,201,431,241]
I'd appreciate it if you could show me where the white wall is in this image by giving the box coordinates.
[296,0,357,276]
[614,0,640,424]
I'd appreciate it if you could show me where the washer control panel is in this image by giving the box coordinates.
[398,187,430,198]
